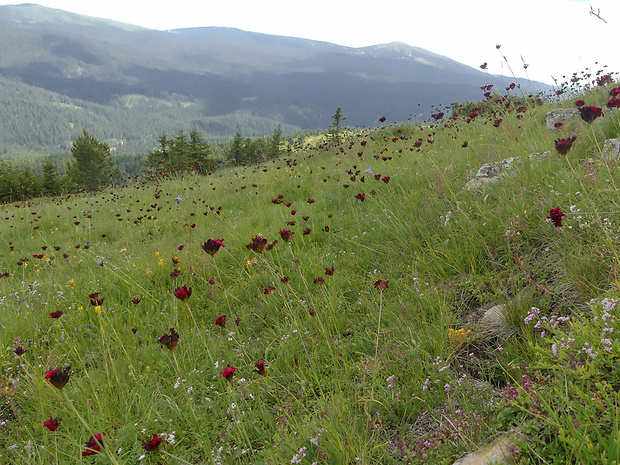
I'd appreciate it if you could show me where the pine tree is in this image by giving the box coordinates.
[66,130,115,191]
[328,107,346,141]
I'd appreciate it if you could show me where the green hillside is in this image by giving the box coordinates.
[0,70,619,463]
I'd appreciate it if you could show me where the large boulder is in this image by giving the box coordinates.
[545,108,579,129]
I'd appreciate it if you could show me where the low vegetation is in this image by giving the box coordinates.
[1,70,620,464]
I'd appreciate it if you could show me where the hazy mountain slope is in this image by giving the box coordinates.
[0,4,545,154]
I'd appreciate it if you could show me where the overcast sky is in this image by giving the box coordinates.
[1,0,619,85]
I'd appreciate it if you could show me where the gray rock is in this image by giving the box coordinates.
[463,158,516,190]
[452,434,518,465]
[602,139,620,161]
[545,108,579,129]
[480,304,511,337]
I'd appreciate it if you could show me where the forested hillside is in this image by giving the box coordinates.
[0,4,548,155]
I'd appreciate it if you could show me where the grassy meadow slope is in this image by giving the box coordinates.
[0,75,620,463]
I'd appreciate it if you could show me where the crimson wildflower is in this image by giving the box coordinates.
[578,105,603,123]
[246,236,267,253]
[607,97,620,108]
[266,240,278,251]
[325,266,335,276]
[548,207,565,227]
[142,434,163,451]
[575,99,585,107]
[314,277,325,285]
[378,116,387,123]
[281,276,291,284]
[158,328,180,350]
[360,140,367,146]
[554,122,564,128]
[45,367,70,389]
[220,366,236,381]
[173,285,192,302]
[355,193,366,202]
[303,227,312,235]
[202,238,225,256]
[131,297,141,304]
[381,176,391,183]
[234,317,241,326]
[89,292,104,306]
[462,141,469,148]
[208,278,216,285]
[323,226,330,232]
[611,87,620,96]
[307,198,315,204]
[131,327,137,334]
[215,314,227,328]
[264,285,276,295]
[44,417,61,431]
[374,279,389,291]
[279,229,294,242]
[554,136,577,155]
[82,432,105,457]
[14,346,26,356]
[255,360,266,376]
[50,310,63,318]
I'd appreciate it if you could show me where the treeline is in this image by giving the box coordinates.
[0,124,320,203]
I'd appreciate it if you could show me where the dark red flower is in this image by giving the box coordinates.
[548,207,565,227]
[266,240,278,251]
[360,140,367,146]
[45,367,70,389]
[263,285,276,295]
[606,97,620,108]
[303,227,312,235]
[378,116,387,123]
[220,366,236,381]
[462,141,469,148]
[381,176,391,184]
[158,328,180,350]
[89,292,104,306]
[246,236,267,253]
[215,314,227,328]
[44,417,61,431]
[173,285,191,302]
[578,105,603,123]
[554,122,564,128]
[291,210,297,215]
[374,279,389,291]
[307,198,315,204]
[281,276,291,284]
[131,297,141,304]
[202,238,225,256]
[131,327,137,334]
[208,278,216,285]
[313,277,325,285]
[355,193,366,202]
[50,310,63,318]
[611,87,620,96]
[14,346,26,356]
[323,226,330,232]
[325,266,335,276]
[555,136,577,155]
[82,432,105,456]
[279,229,294,242]
[255,360,266,376]
[178,245,184,251]
[142,434,163,451]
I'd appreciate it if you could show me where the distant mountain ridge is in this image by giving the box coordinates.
[0,4,546,154]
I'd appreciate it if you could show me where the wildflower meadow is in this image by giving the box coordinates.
[1,70,620,464]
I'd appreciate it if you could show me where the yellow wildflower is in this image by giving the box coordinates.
[147,268,153,277]
[78,306,84,312]
[94,306,102,314]
[154,251,160,258]
[158,258,164,268]
[69,279,75,288]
